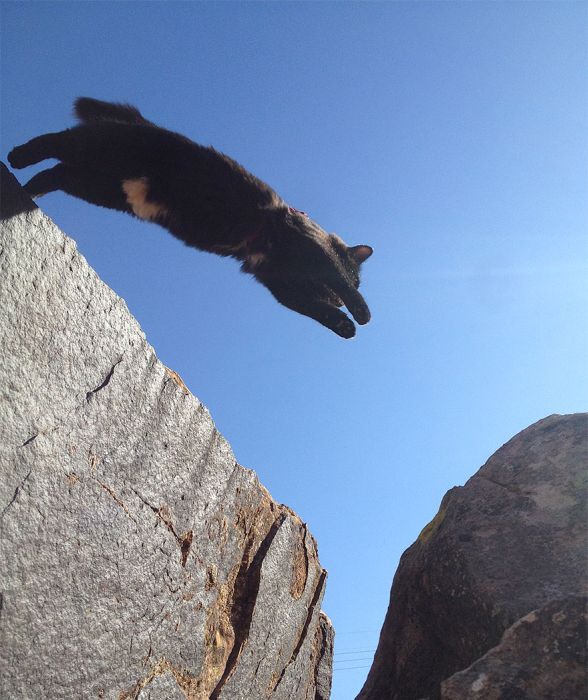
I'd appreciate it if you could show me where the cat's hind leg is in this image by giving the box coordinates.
[22,164,70,197]
[8,130,75,169]
[24,163,132,214]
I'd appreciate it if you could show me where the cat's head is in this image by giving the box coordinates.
[246,207,373,338]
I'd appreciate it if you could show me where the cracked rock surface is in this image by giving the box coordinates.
[0,164,333,700]
[357,413,588,700]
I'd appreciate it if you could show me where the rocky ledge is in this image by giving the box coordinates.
[0,164,333,700]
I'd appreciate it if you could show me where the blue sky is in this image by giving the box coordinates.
[2,2,586,698]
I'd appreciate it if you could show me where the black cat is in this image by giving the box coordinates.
[8,98,373,338]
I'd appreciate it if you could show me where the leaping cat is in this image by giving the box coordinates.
[8,98,373,338]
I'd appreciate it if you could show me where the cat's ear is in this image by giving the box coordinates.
[348,244,373,264]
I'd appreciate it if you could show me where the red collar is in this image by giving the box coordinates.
[288,206,308,217]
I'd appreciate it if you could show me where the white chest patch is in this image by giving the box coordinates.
[122,178,167,221]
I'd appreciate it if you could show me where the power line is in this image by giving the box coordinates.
[334,655,374,661]
[334,649,375,656]
[333,664,371,671]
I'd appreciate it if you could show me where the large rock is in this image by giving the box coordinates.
[0,164,333,700]
[357,413,587,700]
[441,595,587,700]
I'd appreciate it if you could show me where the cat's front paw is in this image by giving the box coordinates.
[333,316,356,339]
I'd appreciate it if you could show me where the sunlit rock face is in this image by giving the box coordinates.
[0,164,333,700]
[357,412,587,700]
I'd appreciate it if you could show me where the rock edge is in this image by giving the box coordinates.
[0,163,334,700]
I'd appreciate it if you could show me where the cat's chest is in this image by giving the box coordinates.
[122,177,167,221]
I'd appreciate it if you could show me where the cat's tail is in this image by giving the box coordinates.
[74,97,153,126]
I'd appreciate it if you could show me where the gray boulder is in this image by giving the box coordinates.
[357,413,587,700]
[0,164,333,700]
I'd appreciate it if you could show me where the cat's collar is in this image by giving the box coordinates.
[288,206,308,217]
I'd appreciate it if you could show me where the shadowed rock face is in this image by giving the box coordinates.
[357,413,587,700]
[0,164,333,700]
[441,595,587,700]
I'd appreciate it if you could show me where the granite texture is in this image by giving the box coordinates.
[0,163,333,700]
[357,413,587,700]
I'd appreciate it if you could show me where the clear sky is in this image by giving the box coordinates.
[1,2,586,698]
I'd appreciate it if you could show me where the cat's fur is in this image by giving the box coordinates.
[8,98,373,338]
